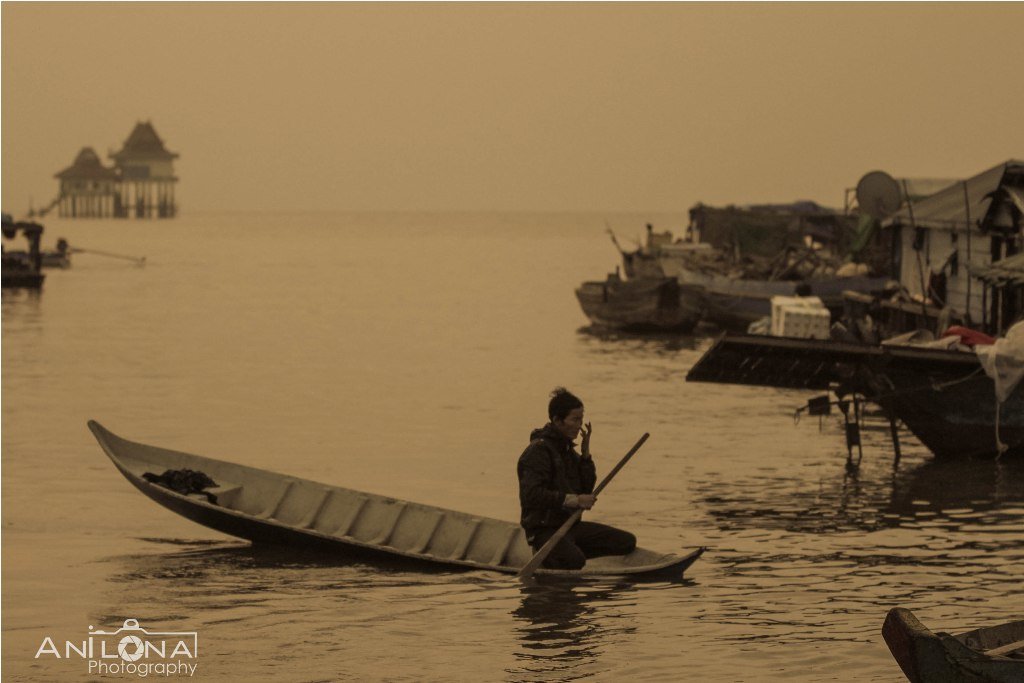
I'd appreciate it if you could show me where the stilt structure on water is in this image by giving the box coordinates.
[109,121,179,219]
[38,121,179,220]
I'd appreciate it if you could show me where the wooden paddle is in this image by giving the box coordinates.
[517,432,649,580]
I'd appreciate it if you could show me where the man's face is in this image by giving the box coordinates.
[553,407,584,441]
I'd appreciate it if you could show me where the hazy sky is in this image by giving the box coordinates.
[2,3,1022,214]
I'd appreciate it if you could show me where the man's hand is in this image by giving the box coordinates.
[563,493,597,510]
[580,422,592,459]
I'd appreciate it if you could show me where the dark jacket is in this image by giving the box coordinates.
[517,423,597,541]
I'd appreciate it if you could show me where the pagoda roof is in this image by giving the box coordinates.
[110,121,178,161]
[54,147,120,181]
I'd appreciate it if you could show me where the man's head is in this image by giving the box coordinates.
[548,387,584,440]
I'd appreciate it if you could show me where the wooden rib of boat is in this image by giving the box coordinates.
[89,421,704,578]
[883,608,1024,682]
[575,273,704,332]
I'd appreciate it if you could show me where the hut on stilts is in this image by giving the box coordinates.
[45,121,179,220]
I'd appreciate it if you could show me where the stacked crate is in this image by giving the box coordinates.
[770,296,831,339]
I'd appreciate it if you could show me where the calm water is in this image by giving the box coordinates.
[3,212,1022,682]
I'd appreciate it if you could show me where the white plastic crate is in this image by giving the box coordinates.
[770,295,829,338]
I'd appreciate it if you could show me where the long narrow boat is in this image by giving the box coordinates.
[89,421,704,578]
[883,608,1024,682]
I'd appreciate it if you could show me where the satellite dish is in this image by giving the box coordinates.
[856,171,903,219]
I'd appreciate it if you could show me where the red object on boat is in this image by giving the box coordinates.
[941,325,996,347]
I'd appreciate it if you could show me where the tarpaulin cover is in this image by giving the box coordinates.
[976,321,1024,403]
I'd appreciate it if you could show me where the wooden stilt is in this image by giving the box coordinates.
[854,396,864,467]
[888,411,902,468]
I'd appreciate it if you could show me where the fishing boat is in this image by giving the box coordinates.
[575,272,704,332]
[89,421,704,578]
[883,607,1024,682]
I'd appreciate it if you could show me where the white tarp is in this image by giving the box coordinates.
[976,321,1024,403]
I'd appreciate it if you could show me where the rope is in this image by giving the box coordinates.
[931,366,985,391]
[996,401,1009,459]
[792,366,984,422]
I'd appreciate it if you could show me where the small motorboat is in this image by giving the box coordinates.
[89,421,704,578]
[883,607,1024,682]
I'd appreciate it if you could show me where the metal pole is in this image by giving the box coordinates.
[963,181,973,324]
[903,180,931,324]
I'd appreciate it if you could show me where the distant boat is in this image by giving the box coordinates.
[883,608,1024,682]
[5,245,71,269]
[1,215,47,289]
[88,421,705,578]
[575,273,704,332]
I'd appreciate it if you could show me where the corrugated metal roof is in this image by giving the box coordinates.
[970,251,1024,286]
[885,160,1023,231]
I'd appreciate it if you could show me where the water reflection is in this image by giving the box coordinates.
[1,288,44,328]
[509,580,636,681]
[698,456,1024,535]
[106,541,481,587]
[888,457,1024,514]
[575,325,706,354]
[1,287,44,304]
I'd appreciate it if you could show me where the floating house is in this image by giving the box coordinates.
[50,121,178,219]
[883,160,1023,335]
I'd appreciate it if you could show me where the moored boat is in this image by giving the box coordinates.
[700,274,894,332]
[89,421,705,578]
[883,607,1024,682]
[2,217,47,289]
[685,333,1024,459]
[575,273,704,332]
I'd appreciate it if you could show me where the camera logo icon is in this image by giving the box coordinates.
[118,635,145,662]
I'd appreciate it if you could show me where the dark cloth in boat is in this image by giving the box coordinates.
[143,469,219,504]
[529,521,637,571]
[517,423,636,569]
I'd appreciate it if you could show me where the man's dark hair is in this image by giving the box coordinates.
[548,387,583,421]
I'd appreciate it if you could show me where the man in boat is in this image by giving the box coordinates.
[517,387,637,569]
